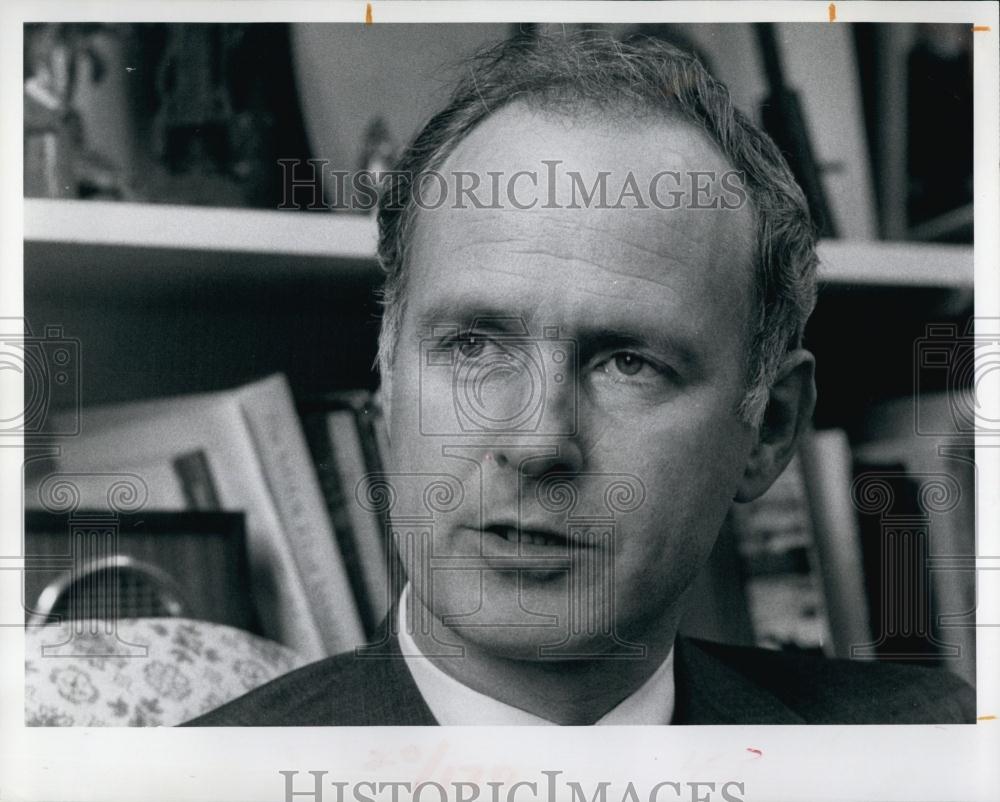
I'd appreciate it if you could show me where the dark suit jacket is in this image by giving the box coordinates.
[183,634,975,726]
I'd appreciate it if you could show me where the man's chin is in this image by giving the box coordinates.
[446,623,654,663]
[425,593,656,663]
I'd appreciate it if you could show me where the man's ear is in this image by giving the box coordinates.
[734,349,816,503]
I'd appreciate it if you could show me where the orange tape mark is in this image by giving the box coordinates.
[978,714,996,721]
[973,26,990,32]
[365,3,373,25]
[828,3,836,22]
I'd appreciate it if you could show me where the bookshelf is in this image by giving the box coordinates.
[24,199,378,282]
[25,198,973,289]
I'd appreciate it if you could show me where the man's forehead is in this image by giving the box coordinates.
[406,102,756,302]
[442,100,739,190]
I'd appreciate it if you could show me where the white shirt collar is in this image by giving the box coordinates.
[397,584,675,725]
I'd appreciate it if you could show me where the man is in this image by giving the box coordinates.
[188,33,974,726]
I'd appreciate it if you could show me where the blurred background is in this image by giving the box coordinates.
[24,22,973,240]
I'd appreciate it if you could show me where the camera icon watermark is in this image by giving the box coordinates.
[849,470,965,662]
[914,318,1000,436]
[0,319,81,437]
[418,318,577,436]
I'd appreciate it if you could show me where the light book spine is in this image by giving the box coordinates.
[798,429,872,659]
[236,379,365,655]
[326,409,392,630]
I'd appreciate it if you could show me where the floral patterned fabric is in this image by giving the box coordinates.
[25,618,306,726]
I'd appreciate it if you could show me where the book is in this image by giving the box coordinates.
[25,454,189,512]
[172,450,222,510]
[301,406,369,632]
[301,392,395,636]
[798,429,872,659]
[730,447,834,655]
[854,391,976,686]
[49,373,364,659]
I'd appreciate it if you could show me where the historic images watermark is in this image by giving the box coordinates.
[276,160,749,213]
[279,770,747,802]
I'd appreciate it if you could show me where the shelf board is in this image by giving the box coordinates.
[24,198,378,261]
[816,239,972,288]
[24,198,973,289]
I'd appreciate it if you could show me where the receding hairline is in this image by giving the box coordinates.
[414,90,739,183]
[396,97,760,339]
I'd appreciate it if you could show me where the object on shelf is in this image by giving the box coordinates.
[355,116,397,214]
[24,23,135,200]
[906,25,973,236]
[732,449,834,655]
[854,390,976,687]
[25,510,256,632]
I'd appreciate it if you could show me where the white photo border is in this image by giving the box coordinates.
[1,2,997,801]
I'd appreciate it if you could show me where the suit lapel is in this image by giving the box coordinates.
[672,637,804,724]
[354,617,439,725]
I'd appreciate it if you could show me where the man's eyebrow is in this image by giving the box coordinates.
[415,302,529,334]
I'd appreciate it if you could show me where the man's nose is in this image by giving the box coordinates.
[489,410,584,480]
[508,435,584,479]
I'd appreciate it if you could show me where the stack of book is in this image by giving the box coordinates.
[29,375,385,660]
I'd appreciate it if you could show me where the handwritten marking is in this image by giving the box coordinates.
[828,3,836,22]
[365,3,373,25]
[746,747,763,757]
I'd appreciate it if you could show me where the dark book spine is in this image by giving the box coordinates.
[172,450,221,510]
[349,399,405,609]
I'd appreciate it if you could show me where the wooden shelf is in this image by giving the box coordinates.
[24,199,381,296]
[25,198,377,261]
[816,239,972,288]
[24,198,973,289]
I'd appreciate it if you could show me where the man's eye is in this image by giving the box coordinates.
[457,334,486,358]
[600,351,662,380]
[445,332,491,359]
[612,353,644,377]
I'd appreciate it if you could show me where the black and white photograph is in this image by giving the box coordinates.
[2,2,998,801]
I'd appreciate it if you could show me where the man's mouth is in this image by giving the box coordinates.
[481,524,568,548]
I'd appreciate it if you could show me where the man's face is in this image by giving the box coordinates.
[386,103,758,659]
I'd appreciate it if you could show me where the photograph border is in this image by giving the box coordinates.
[1,2,997,801]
